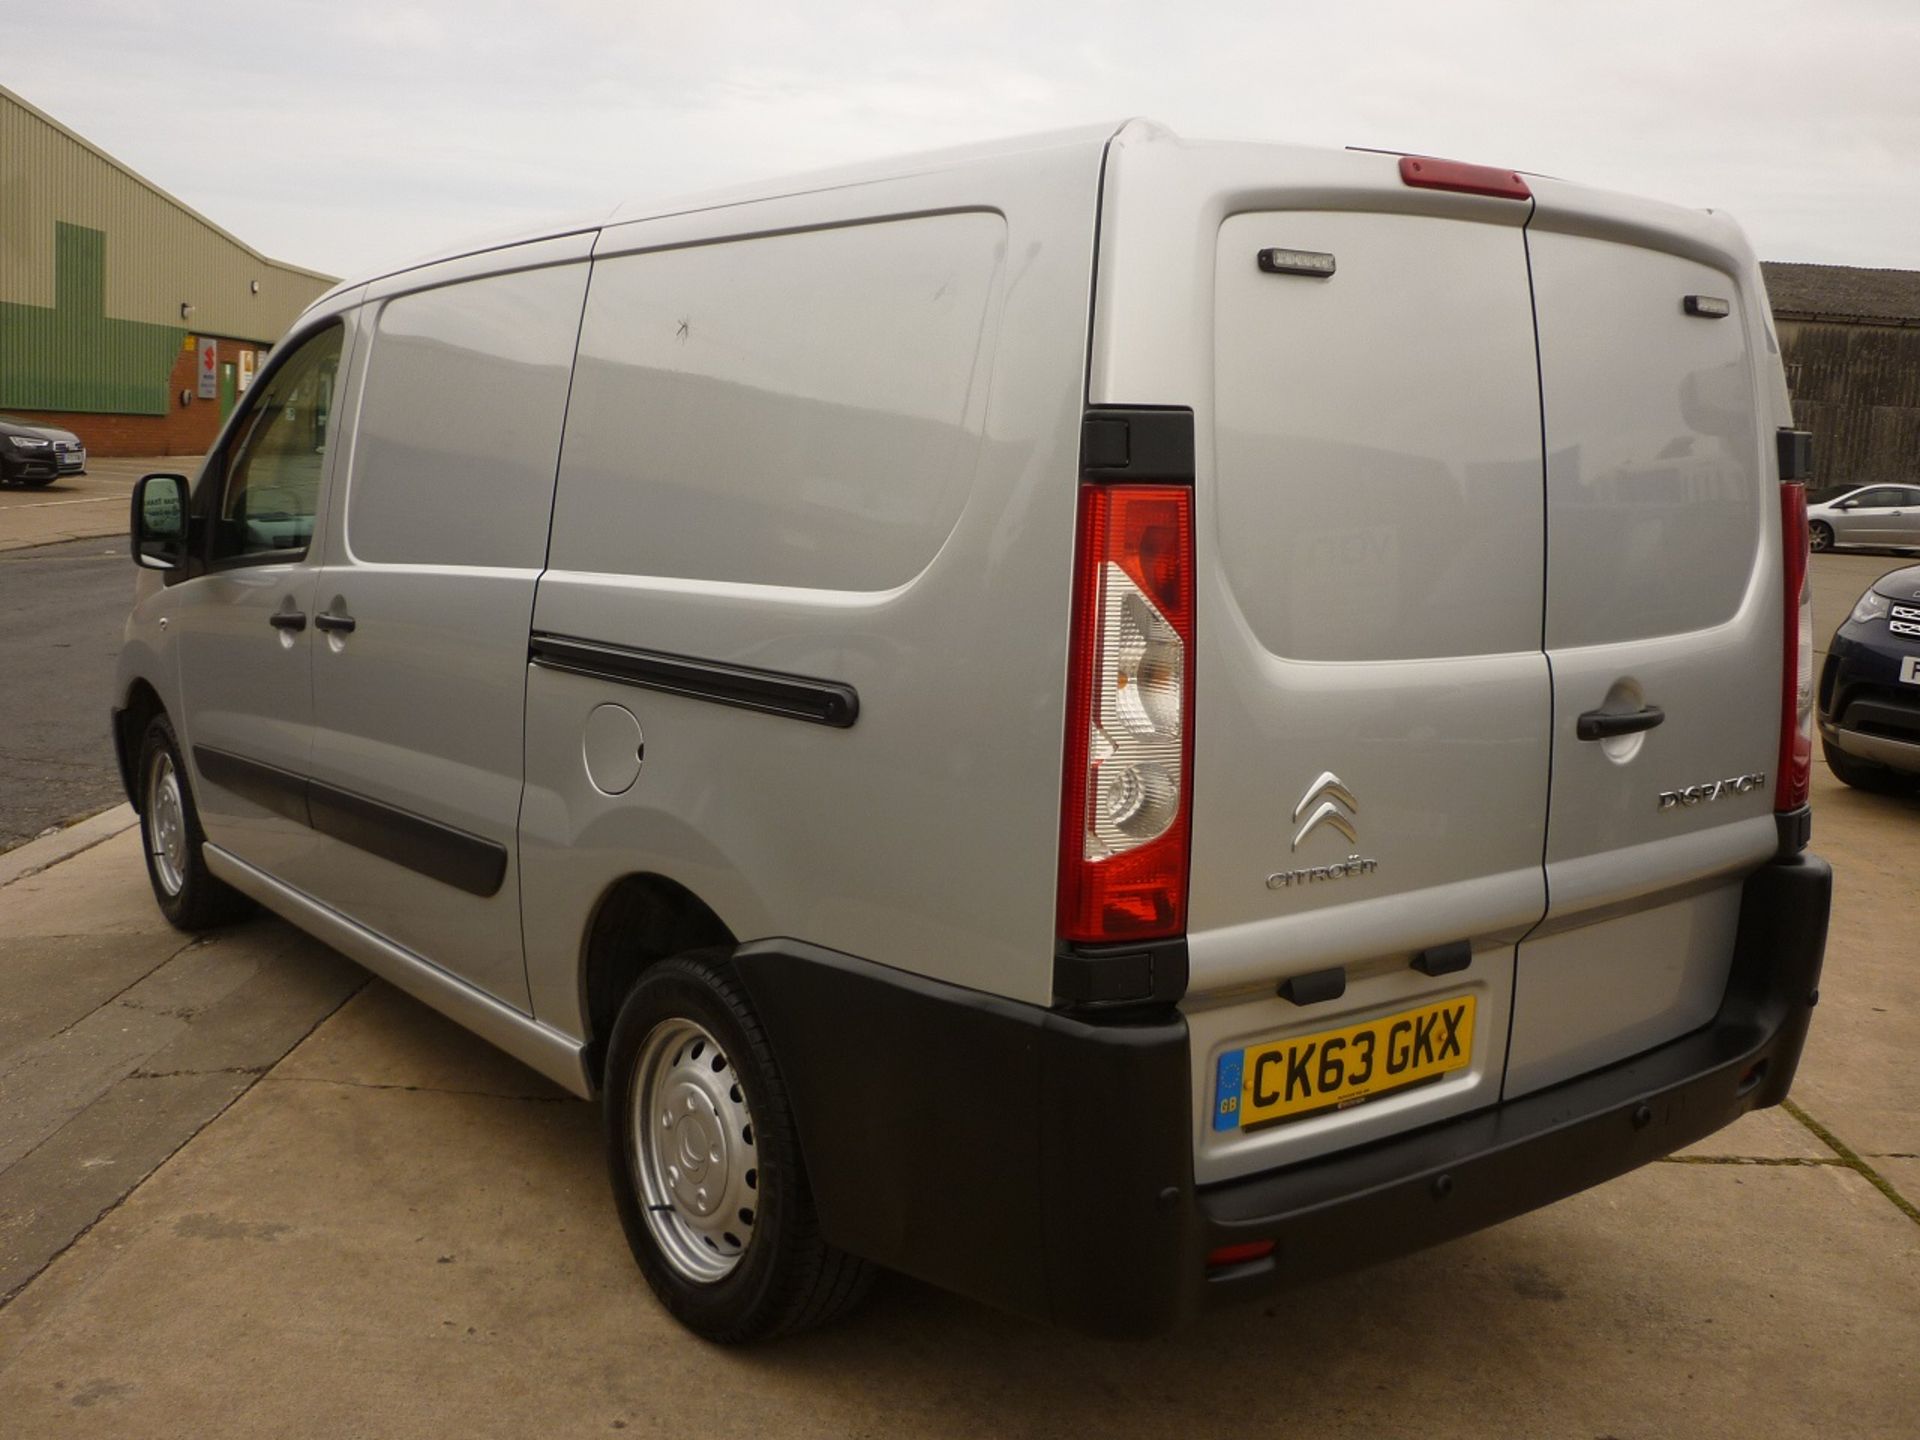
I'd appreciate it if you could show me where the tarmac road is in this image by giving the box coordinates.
[0,537,135,851]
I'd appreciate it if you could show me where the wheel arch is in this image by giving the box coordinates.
[579,872,737,1089]
[114,677,168,811]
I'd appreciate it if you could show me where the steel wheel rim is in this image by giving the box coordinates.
[631,1017,758,1283]
[145,751,187,897]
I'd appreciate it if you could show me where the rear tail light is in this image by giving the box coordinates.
[1058,483,1195,944]
[1206,1239,1275,1270]
[1777,481,1813,812]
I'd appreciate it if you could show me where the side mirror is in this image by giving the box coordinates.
[131,473,190,571]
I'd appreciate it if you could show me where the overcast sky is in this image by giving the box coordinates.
[11,0,1919,280]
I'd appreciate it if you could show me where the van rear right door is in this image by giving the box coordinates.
[1507,194,1783,1097]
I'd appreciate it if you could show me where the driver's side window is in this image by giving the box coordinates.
[211,323,344,563]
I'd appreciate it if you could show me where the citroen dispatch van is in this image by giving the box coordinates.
[115,121,1832,1342]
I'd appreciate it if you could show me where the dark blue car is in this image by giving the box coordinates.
[1819,562,1920,791]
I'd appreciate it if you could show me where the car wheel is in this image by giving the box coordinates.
[1822,739,1912,795]
[1809,521,1834,552]
[604,952,874,1343]
[137,714,251,930]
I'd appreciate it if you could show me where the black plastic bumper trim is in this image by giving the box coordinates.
[529,633,858,729]
[732,851,1829,1339]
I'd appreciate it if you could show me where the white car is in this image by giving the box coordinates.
[113,121,1832,1342]
[1807,484,1920,552]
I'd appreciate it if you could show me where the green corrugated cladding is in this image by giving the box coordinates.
[0,84,334,414]
[0,223,185,413]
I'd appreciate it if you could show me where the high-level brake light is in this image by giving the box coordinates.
[1058,483,1195,944]
[1398,155,1532,201]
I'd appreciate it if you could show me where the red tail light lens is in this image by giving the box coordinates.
[1058,483,1195,944]
[1398,155,1532,201]
[1777,481,1813,811]
[1206,1239,1275,1269]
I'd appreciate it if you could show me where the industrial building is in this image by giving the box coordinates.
[1761,261,1919,493]
[0,84,334,457]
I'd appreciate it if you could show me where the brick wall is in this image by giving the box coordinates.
[3,333,263,457]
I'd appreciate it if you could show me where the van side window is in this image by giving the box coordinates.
[345,264,588,570]
[211,323,343,563]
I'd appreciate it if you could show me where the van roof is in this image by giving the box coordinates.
[307,120,1133,313]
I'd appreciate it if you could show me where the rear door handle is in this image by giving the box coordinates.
[1576,704,1665,741]
[267,610,307,632]
[314,609,356,635]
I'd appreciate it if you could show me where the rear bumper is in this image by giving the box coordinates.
[736,851,1829,1339]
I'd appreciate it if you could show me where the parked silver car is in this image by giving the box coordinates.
[1807,484,1920,552]
[112,122,1832,1343]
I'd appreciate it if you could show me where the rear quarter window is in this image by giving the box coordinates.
[547,211,1006,591]
[346,262,590,570]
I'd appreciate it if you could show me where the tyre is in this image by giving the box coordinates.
[1822,738,1912,795]
[603,952,873,1342]
[1809,521,1834,552]
[136,714,251,930]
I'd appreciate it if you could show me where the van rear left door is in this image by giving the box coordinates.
[1185,194,1552,1183]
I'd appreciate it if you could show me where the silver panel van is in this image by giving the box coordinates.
[115,121,1831,1341]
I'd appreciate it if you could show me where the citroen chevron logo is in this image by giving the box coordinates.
[1291,770,1358,851]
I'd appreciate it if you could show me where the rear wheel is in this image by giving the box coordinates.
[604,952,873,1342]
[1822,738,1912,794]
[1809,521,1834,552]
[137,714,250,930]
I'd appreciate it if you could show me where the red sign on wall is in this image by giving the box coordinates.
[197,337,218,400]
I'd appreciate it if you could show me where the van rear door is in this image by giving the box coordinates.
[1185,192,1552,1182]
[1507,194,1783,1097]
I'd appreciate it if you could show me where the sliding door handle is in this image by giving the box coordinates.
[267,611,307,632]
[314,610,356,635]
[1576,704,1665,741]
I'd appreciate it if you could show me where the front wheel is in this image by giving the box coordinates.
[1809,521,1834,552]
[137,714,251,930]
[603,953,873,1342]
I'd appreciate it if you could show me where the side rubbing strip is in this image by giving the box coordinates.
[192,746,311,827]
[191,745,506,898]
[307,783,507,898]
[529,634,859,729]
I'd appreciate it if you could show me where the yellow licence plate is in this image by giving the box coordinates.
[1213,994,1475,1132]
